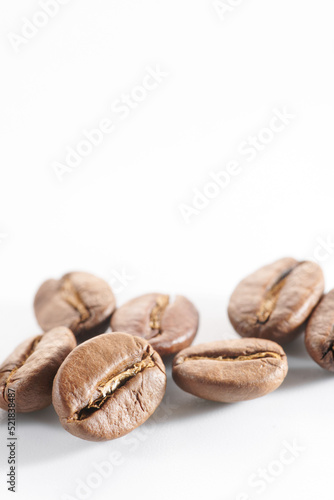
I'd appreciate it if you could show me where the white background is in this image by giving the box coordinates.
[1,1,334,499]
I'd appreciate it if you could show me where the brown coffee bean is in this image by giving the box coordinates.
[0,327,76,412]
[172,338,288,402]
[305,289,334,371]
[110,293,199,357]
[34,272,116,342]
[228,258,324,344]
[52,332,166,441]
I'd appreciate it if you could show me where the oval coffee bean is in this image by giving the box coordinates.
[110,293,199,357]
[34,271,116,342]
[172,338,288,402]
[305,289,334,371]
[52,332,166,441]
[0,327,76,412]
[228,258,324,344]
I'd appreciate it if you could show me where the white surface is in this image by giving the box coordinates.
[1,1,334,499]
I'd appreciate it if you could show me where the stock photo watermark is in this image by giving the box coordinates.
[178,106,295,224]
[233,439,306,500]
[212,0,247,21]
[6,389,17,493]
[107,266,135,295]
[61,397,179,500]
[52,64,168,182]
[312,235,334,264]
[7,0,72,53]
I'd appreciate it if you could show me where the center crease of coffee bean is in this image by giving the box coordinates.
[61,277,90,323]
[149,295,169,336]
[321,325,334,360]
[180,351,282,364]
[3,336,42,401]
[256,263,301,324]
[71,354,155,421]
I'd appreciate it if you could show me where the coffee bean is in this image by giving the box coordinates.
[305,289,334,371]
[52,332,166,441]
[110,293,199,357]
[228,258,324,344]
[0,327,76,412]
[172,338,288,402]
[34,272,116,342]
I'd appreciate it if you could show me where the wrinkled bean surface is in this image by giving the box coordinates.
[34,272,116,342]
[172,338,288,402]
[228,258,324,344]
[0,327,76,412]
[305,289,334,371]
[111,293,199,356]
[52,332,166,441]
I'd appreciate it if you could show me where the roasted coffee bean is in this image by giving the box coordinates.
[34,272,116,342]
[228,258,324,344]
[172,338,288,402]
[110,293,199,357]
[0,327,76,412]
[52,332,166,441]
[305,289,334,372]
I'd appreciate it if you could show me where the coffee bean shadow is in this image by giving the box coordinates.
[279,363,333,391]
[77,316,112,344]
[7,405,108,465]
[162,392,226,423]
[276,334,334,390]
[158,364,227,424]
[282,334,310,360]
[16,403,59,428]
[0,406,58,430]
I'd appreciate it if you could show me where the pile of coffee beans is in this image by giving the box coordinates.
[0,258,332,441]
